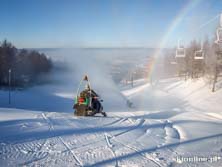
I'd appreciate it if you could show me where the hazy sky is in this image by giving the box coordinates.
[0,0,221,48]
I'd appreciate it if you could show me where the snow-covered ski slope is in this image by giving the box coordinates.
[1,77,222,167]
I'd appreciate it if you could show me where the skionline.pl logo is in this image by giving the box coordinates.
[175,155,221,164]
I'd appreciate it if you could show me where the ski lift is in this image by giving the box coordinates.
[215,27,222,44]
[175,48,186,58]
[194,50,204,60]
[215,13,222,44]
[175,40,186,58]
[194,41,205,60]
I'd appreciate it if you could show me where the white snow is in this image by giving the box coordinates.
[0,64,222,166]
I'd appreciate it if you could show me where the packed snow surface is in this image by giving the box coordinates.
[0,77,222,166]
[0,50,222,167]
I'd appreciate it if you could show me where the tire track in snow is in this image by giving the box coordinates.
[106,132,163,167]
[104,133,118,167]
[68,117,141,152]
[20,149,49,166]
[41,113,83,166]
[71,118,145,167]
[103,118,127,127]
[63,117,130,155]
[114,118,145,137]
[155,120,182,165]
[3,140,49,167]
[5,113,52,166]
[21,114,61,166]
[104,119,181,166]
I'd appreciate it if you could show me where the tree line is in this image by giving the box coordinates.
[164,38,222,92]
[0,40,52,87]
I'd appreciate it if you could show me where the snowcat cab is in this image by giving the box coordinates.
[73,75,106,117]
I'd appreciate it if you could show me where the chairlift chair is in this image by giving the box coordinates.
[215,27,222,44]
[175,48,186,58]
[194,50,204,60]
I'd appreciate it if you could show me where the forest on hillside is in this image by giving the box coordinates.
[0,40,52,87]
[163,37,222,92]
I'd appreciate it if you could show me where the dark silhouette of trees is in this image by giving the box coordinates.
[0,40,52,87]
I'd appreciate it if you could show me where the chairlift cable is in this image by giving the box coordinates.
[192,14,220,33]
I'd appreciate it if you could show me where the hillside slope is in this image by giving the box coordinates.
[0,78,222,166]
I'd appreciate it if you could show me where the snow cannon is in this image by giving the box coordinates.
[73,75,106,117]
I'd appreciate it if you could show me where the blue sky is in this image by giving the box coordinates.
[0,0,221,48]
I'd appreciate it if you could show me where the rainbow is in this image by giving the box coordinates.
[137,0,203,110]
[146,0,202,81]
